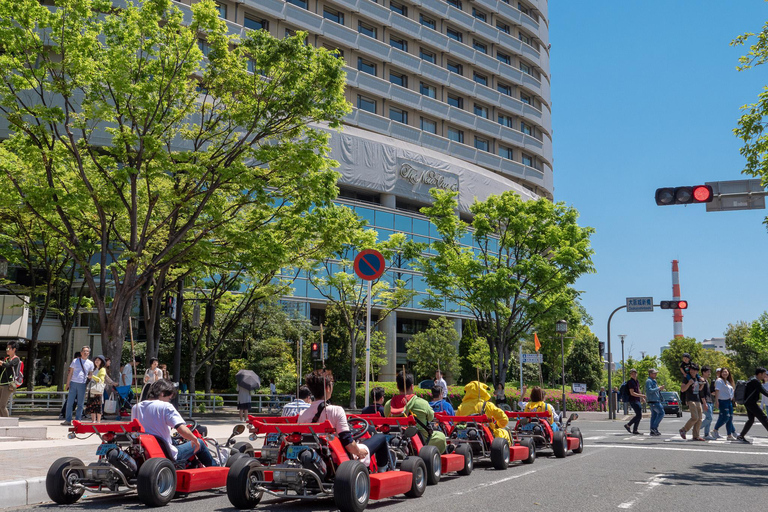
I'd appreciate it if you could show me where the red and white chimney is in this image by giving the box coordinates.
[672,260,683,339]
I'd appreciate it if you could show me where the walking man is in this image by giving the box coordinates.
[61,346,94,426]
[645,368,664,436]
[434,370,448,399]
[679,363,705,440]
[700,366,714,439]
[0,341,21,417]
[598,387,607,412]
[736,367,768,443]
[623,369,645,435]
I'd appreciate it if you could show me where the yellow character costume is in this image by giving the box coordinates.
[523,400,556,425]
[456,381,511,442]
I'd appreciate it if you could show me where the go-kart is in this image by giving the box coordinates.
[226,417,428,512]
[46,419,245,507]
[348,414,470,485]
[435,413,534,470]
[506,411,583,458]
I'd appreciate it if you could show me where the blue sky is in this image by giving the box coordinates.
[549,1,768,360]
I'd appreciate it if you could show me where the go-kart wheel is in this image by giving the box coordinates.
[552,431,567,458]
[226,452,247,468]
[401,456,427,498]
[227,458,264,509]
[571,427,584,454]
[232,441,255,457]
[455,444,473,476]
[520,438,536,464]
[137,457,177,507]
[333,460,369,512]
[46,457,85,504]
[418,444,441,485]
[490,437,510,470]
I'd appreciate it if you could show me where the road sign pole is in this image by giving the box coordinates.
[365,279,372,408]
[607,304,627,420]
[519,344,523,392]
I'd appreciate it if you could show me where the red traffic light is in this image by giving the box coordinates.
[655,185,713,205]
[692,186,712,203]
[311,343,318,350]
[660,300,688,309]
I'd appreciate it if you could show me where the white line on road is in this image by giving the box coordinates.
[617,474,668,509]
[598,443,768,456]
[451,469,537,495]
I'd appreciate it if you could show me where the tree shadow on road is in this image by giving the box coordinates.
[656,462,768,487]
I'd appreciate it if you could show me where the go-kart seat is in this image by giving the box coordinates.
[151,435,178,461]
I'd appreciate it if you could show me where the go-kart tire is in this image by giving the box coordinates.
[232,441,255,457]
[227,458,264,509]
[401,456,427,498]
[418,444,441,485]
[571,427,584,454]
[455,444,473,476]
[137,457,177,507]
[490,437,510,470]
[520,438,536,464]
[334,460,370,512]
[46,457,85,505]
[226,452,247,468]
[552,431,567,459]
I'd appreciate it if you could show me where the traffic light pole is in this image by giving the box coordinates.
[606,305,626,420]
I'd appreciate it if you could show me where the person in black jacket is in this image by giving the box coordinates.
[736,367,768,443]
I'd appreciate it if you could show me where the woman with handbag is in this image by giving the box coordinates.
[85,355,107,422]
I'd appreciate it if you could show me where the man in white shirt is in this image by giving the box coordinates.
[281,386,312,417]
[62,346,94,425]
[131,379,216,466]
[121,356,136,387]
[434,370,448,400]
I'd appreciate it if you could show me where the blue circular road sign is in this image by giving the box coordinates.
[354,249,386,281]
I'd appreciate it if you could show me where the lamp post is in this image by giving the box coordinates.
[619,334,627,416]
[556,320,568,417]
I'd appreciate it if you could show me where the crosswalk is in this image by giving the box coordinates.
[585,432,768,446]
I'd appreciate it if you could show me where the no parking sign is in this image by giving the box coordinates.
[354,249,386,281]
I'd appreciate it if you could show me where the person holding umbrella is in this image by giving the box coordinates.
[235,370,260,421]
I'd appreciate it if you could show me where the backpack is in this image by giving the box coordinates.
[6,356,23,387]
[734,380,749,405]
[618,382,629,402]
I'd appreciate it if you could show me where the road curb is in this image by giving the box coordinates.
[0,477,48,509]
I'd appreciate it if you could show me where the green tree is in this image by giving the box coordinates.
[406,317,460,381]
[466,336,491,382]
[660,337,702,384]
[418,190,594,387]
[0,0,349,378]
[725,321,760,380]
[564,326,603,391]
[698,349,732,377]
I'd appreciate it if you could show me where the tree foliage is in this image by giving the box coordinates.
[564,325,603,391]
[726,317,768,380]
[660,337,702,384]
[465,335,491,382]
[405,317,460,381]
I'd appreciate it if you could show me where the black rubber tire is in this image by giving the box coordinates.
[571,427,584,454]
[490,437,510,470]
[137,457,177,507]
[520,438,536,464]
[677,412,683,417]
[46,457,85,505]
[226,458,264,509]
[401,456,427,498]
[226,452,247,468]
[418,444,441,485]
[232,441,255,457]
[455,444,473,476]
[333,460,369,512]
[552,431,567,458]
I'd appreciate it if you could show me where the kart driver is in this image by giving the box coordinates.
[522,386,560,431]
[385,370,448,454]
[131,379,216,466]
[456,381,511,442]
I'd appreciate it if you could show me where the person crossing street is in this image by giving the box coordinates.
[736,367,768,443]
[645,368,664,436]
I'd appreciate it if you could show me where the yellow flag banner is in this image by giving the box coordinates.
[534,332,541,352]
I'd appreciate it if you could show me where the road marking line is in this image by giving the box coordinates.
[617,474,667,509]
[598,444,768,455]
[451,469,536,495]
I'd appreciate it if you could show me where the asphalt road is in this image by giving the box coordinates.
[13,414,768,512]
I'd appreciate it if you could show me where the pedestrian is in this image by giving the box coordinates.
[0,341,22,417]
[160,364,169,381]
[712,367,736,440]
[700,366,715,440]
[645,369,665,436]
[281,386,312,417]
[736,367,768,443]
[429,385,455,415]
[612,386,620,413]
[623,369,645,435]
[598,386,607,412]
[494,384,507,406]
[268,378,277,412]
[85,355,107,423]
[120,356,137,388]
[679,363,705,440]
[762,372,768,417]
[61,346,94,426]
[361,386,386,417]
[679,352,694,406]
[434,370,448,399]
[140,358,163,402]
[237,383,252,421]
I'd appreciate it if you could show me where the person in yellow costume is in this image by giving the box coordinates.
[456,381,511,442]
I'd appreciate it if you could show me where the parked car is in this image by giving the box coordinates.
[661,392,683,417]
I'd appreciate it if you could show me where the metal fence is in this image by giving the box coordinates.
[8,390,295,418]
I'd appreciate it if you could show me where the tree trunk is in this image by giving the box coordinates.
[25,323,42,391]
[56,327,71,391]
[204,361,213,396]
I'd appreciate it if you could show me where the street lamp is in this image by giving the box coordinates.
[619,334,627,416]
[556,320,568,417]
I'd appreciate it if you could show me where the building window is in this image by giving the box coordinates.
[198,40,212,57]
[473,40,487,54]
[420,14,436,30]
[474,136,489,152]
[421,117,437,133]
[447,61,463,74]
[323,8,344,24]
[522,153,534,166]
[390,71,407,88]
[474,104,489,119]
[447,94,463,109]
[473,72,487,86]
[447,127,464,143]
[216,2,227,19]
[390,107,408,124]
[447,27,463,42]
[519,31,532,45]
[520,92,532,105]
[446,0,462,10]
[287,0,307,8]
[420,82,437,98]
[390,36,407,52]
[323,45,345,59]
[518,2,530,15]
[520,62,532,75]
[390,1,407,16]
[498,146,513,160]
[357,95,377,113]
[497,52,510,65]
[357,57,377,76]
[358,21,377,38]
[247,59,256,74]
[496,21,510,34]
[244,16,268,31]
[521,121,532,135]
[498,114,513,128]
[472,8,487,22]
[497,83,512,96]
[420,48,436,63]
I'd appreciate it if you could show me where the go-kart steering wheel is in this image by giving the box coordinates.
[347,417,370,440]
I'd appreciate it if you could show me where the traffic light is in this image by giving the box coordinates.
[660,300,688,309]
[598,341,605,358]
[166,296,176,319]
[311,343,320,360]
[655,185,713,205]
[204,303,215,327]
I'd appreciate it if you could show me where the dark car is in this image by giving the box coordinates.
[661,391,683,417]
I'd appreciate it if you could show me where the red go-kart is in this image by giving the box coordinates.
[46,419,243,507]
[226,417,427,512]
[507,411,584,458]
